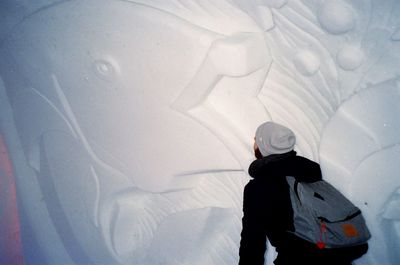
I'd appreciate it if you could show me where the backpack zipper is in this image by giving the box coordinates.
[317,210,361,223]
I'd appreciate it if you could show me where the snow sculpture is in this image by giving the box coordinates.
[320,79,400,265]
[318,0,355,35]
[292,50,320,76]
[337,45,364,71]
[0,0,399,265]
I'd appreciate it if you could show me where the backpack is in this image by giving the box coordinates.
[286,176,371,249]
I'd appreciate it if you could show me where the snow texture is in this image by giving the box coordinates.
[318,0,355,34]
[336,45,364,71]
[0,0,399,265]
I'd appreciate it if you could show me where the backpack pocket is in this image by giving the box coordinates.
[318,210,371,248]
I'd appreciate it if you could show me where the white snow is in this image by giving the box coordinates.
[337,45,364,71]
[0,0,399,265]
[255,5,275,31]
[293,50,320,76]
[260,0,288,9]
[318,0,355,35]
[391,28,400,41]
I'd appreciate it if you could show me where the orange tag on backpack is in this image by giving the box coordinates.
[342,223,359,238]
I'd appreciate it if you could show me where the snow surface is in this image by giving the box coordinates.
[0,0,399,264]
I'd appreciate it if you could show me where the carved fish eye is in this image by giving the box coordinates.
[92,59,118,82]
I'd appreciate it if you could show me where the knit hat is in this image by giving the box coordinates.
[255,121,296,156]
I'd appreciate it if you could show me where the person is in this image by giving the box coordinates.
[238,121,368,265]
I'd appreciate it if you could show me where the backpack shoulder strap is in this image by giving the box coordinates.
[286,176,301,203]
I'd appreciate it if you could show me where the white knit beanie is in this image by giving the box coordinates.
[255,121,296,156]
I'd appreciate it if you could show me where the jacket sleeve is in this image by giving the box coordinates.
[238,183,268,265]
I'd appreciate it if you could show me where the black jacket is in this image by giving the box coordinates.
[238,151,368,265]
[238,151,322,265]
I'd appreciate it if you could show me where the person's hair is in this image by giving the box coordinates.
[254,147,263,159]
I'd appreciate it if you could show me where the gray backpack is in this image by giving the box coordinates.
[286,176,371,249]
